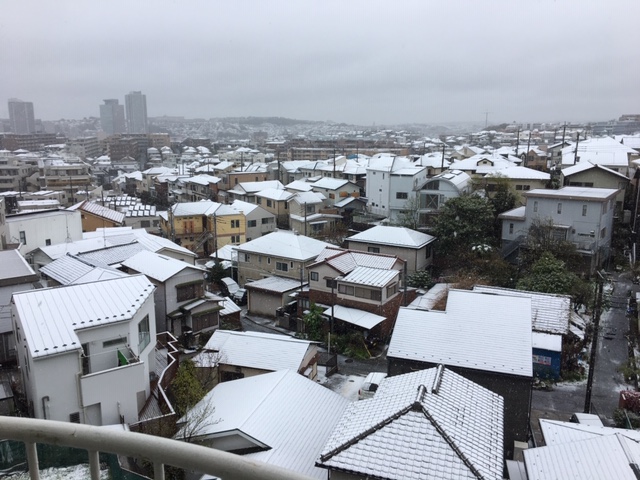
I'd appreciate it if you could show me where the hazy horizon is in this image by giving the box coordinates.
[2,1,639,126]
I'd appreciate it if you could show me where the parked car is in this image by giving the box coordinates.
[358,372,387,400]
[232,288,247,306]
[220,277,239,297]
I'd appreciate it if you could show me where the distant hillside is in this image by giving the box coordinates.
[214,116,324,126]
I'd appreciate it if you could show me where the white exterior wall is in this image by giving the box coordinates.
[366,169,391,217]
[165,269,206,315]
[388,169,427,221]
[17,292,156,425]
[7,211,83,255]
[347,240,429,274]
[420,179,467,212]
[245,208,276,242]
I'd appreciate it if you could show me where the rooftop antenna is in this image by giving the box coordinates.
[483,110,491,129]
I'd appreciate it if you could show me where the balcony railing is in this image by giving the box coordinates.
[0,417,314,480]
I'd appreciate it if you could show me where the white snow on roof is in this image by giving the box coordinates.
[532,331,562,352]
[237,230,333,260]
[561,161,629,180]
[322,305,385,330]
[245,275,303,293]
[524,186,618,201]
[319,367,504,480]
[12,275,155,358]
[200,330,314,372]
[473,286,570,335]
[255,188,295,201]
[341,266,398,287]
[348,225,435,248]
[181,370,348,479]
[389,290,533,377]
[540,419,640,446]
[285,180,314,192]
[311,177,350,190]
[219,297,241,316]
[406,283,449,311]
[523,434,640,480]
[121,250,204,282]
[485,165,550,180]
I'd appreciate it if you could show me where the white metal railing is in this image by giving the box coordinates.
[0,417,314,480]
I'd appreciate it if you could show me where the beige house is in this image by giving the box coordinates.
[561,161,629,213]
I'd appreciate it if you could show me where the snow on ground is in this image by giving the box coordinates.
[7,464,109,480]
[316,365,365,401]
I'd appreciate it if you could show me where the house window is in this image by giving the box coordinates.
[140,220,151,228]
[329,193,335,199]
[262,217,272,224]
[45,239,51,246]
[242,253,251,262]
[248,220,257,227]
[257,198,262,205]
[509,223,514,234]
[231,235,240,243]
[306,204,315,214]
[326,278,337,289]
[582,205,587,216]
[19,231,26,245]
[138,315,150,351]
[231,220,240,228]
[310,272,319,281]
[533,201,538,213]
[276,262,288,272]
[396,192,408,199]
[557,203,562,214]
[267,200,273,208]
[338,284,354,295]
[601,227,606,239]
[368,246,380,253]
[387,284,397,297]
[176,282,203,302]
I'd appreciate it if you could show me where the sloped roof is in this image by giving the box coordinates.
[311,178,350,190]
[312,247,399,273]
[0,250,37,285]
[12,275,155,359]
[540,419,640,446]
[170,200,219,217]
[236,230,333,261]
[290,191,326,205]
[524,186,618,201]
[348,226,435,248]
[389,290,533,377]
[318,367,504,480]
[485,166,550,180]
[245,275,303,293]
[237,180,284,193]
[76,242,146,266]
[181,370,348,479]
[322,305,385,330]
[68,201,125,224]
[341,266,399,287]
[523,434,640,480]
[121,250,204,282]
[285,180,314,192]
[561,160,629,180]
[255,188,295,201]
[198,330,314,372]
[473,285,570,335]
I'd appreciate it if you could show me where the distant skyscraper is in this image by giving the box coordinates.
[8,98,35,134]
[125,91,148,134]
[100,99,126,135]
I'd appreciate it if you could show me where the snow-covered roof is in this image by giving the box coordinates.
[255,188,295,201]
[230,199,259,215]
[333,196,365,208]
[524,186,618,201]
[473,286,570,335]
[499,205,526,220]
[12,275,155,359]
[170,200,219,217]
[182,370,348,479]
[311,178,350,190]
[389,290,533,377]
[289,191,326,205]
[348,226,435,249]
[236,230,333,261]
[561,161,629,180]
[68,201,125,224]
[523,433,640,480]
[532,331,562,352]
[198,330,314,372]
[560,136,638,167]
[322,305,385,330]
[540,419,640,446]
[318,367,504,480]
[121,250,204,282]
[237,180,284,194]
[406,283,449,311]
[285,180,314,192]
[485,166,550,181]
[0,250,37,284]
[219,297,241,317]
[244,275,303,293]
[313,247,399,273]
[341,266,398,287]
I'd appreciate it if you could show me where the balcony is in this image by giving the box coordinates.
[0,416,313,480]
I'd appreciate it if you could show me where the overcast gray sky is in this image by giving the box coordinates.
[2,0,639,125]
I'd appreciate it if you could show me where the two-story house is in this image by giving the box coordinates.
[236,230,333,285]
[230,200,276,242]
[347,225,436,274]
[288,191,342,237]
[561,161,629,214]
[12,275,157,425]
[68,200,125,232]
[499,186,618,273]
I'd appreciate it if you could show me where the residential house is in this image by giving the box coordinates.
[418,169,471,219]
[12,275,157,425]
[507,419,640,479]
[522,146,549,171]
[181,175,222,202]
[177,369,349,479]
[121,250,220,336]
[317,366,504,480]
[0,250,38,363]
[414,152,451,176]
[561,161,629,214]
[123,204,162,234]
[206,204,246,250]
[5,209,83,256]
[304,247,410,339]
[558,136,639,175]
[226,180,284,204]
[230,200,276,242]
[499,186,618,273]
[245,276,305,318]
[255,188,294,226]
[68,200,125,232]
[449,153,520,177]
[192,330,318,382]
[347,225,436,274]
[473,285,585,380]
[482,166,551,198]
[39,254,128,287]
[222,166,269,193]
[387,289,533,459]
[288,191,342,237]
[236,230,333,285]
[38,159,92,206]
[309,178,360,206]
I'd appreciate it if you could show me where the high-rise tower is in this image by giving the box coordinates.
[8,98,35,134]
[124,91,148,134]
[99,99,126,135]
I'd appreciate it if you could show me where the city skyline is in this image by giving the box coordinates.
[1,1,639,126]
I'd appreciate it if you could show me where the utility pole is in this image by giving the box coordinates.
[213,212,218,261]
[329,279,335,355]
[440,144,446,171]
[573,132,581,165]
[525,132,531,167]
[514,128,520,158]
[276,152,281,183]
[333,148,336,178]
[304,203,307,236]
[561,123,567,145]
[584,272,604,413]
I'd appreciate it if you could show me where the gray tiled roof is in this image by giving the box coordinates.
[318,367,504,479]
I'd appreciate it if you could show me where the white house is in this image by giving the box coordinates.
[11,275,157,425]
[418,169,471,214]
[499,186,618,273]
[5,209,83,256]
